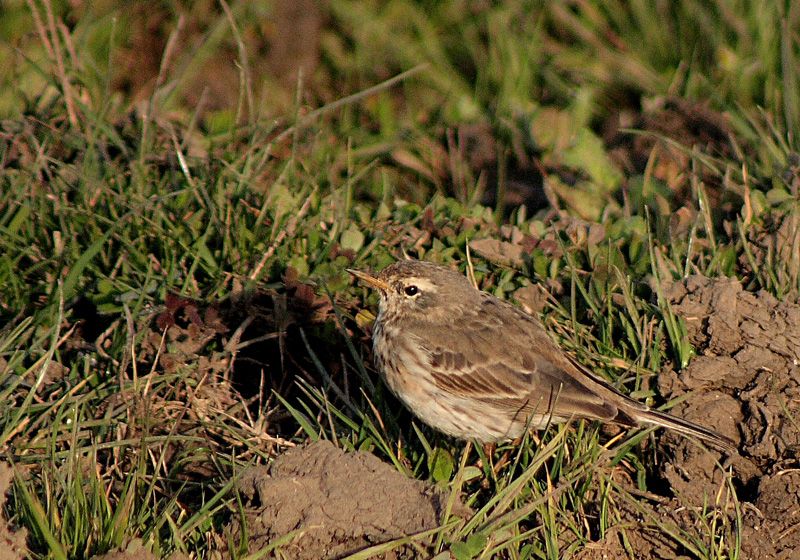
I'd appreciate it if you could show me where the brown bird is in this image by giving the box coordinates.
[348,260,734,449]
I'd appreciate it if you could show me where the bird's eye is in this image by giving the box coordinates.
[403,285,419,297]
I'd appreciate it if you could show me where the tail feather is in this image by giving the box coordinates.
[630,406,736,450]
[561,352,736,450]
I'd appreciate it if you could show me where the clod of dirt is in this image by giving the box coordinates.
[223,440,466,559]
[91,539,189,560]
[741,470,800,559]
[662,275,800,462]
[0,462,28,560]
[91,540,158,560]
[642,275,800,558]
[587,275,800,559]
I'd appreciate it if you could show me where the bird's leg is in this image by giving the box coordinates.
[476,442,496,489]
[490,436,524,475]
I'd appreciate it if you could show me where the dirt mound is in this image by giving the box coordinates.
[661,275,800,460]
[741,470,800,559]
[222,440,465,559]
[91,540,189,560]
[91,540,156,560]
[0,463,28,560]
[647,275,800,558]
[580,275,800,559]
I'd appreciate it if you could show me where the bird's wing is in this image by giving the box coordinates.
[422,296,621,423]
[428,351,620,422]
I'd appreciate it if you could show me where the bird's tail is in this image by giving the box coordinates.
[628,406,736,451]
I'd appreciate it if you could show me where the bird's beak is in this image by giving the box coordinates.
[347,269,391,292]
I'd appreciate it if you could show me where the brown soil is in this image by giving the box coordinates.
[91,540,156,560]
[91,539,189,560]
[583,275,800,559]
[218,440,466,559]
[0,463,28,560]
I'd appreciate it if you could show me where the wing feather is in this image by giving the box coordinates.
[424,294,620,423]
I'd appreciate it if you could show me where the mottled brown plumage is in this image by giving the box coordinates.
[349,260,733,449]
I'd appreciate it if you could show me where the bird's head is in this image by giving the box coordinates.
[348,260,472,322]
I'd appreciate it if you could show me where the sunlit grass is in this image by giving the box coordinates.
[1,0,799,558]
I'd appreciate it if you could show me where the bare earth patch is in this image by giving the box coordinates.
[0,463,28,560]
[91,540,159,560]
[587,275,800,559]
[567,275,800,558]
[91,539,189,560]
[220,440,464,559]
